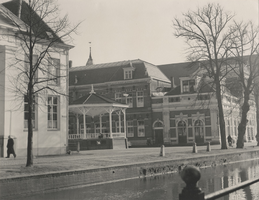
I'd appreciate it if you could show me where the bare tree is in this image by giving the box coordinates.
[174,3,235,149]
[227,21,259,148]
[1,0,80,166]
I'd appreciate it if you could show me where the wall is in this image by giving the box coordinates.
[2,39,68,157]
[0,45,5,138]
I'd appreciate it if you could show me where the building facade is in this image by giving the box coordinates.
[0,1,73,157]
[69,57,257,147]
[69,59,171,146]
[156,62,257,145]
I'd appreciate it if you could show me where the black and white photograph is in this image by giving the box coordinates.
[0,0,258,199]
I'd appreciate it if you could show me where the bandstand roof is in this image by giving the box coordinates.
[69,91,129,117]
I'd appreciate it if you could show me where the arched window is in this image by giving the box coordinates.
[194,120,204,136]
[154,121,163,128]
[178,121,187,136]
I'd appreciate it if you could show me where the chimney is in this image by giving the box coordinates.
[18,0,22,19]
[69,60,72,68]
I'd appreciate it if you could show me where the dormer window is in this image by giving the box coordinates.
[124,69,132,79]
[182,79,195,93]
[123,64,135,80]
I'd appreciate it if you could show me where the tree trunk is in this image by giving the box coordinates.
[26,88,33,167]
[236,92,250,148]
[254,89,259,146]
[215,79,227,149]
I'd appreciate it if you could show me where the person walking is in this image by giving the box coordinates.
[6,136,16,158]
[227,135,233,147]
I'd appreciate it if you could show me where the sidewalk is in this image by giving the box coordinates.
[0,142,259,179]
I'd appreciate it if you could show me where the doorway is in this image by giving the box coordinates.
[155,129,164,145]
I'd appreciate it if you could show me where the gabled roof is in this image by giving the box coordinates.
[70,92,119,105]
[69,91,128,116]
[69,59,170,86]
[158,62,200,85]
[0,4,26,30]
[2,0,63,43]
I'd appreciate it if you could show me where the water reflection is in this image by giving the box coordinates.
[16,159,259,200]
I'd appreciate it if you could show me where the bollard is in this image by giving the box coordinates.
[206,142,211,152]
[77,141,80,152]
[179,165,205,200]
[193,142,197,153]
[160,145,165,156]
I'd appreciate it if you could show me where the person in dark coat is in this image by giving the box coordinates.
[227,135,233,147]
[6,136,16,158]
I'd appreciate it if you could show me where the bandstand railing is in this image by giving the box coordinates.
[68,132,126,139]
[179,165,259,200]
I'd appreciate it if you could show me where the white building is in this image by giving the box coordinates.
[0,1,73,157]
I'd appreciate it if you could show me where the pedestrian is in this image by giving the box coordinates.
[227,135,233,147]
[6,136,16,158]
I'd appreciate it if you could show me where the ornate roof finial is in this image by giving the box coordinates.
[86,42,93,66]
[89,84,96,94]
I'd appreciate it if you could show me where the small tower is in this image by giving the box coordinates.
[86,42,93,66]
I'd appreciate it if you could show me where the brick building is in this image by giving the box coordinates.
[156,62,257,145]
[69,53,257,147]
[69,55,171,146]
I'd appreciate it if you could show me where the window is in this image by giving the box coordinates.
[136,91,144,107]
[126,95,133,107]
[115,93,122,103]
[137,120,145,137]
[169,97,180,102]
[177,121,187,136]
[115,121,124,133]
[182,80,195,93]
[48,58,60,85]
[124,69,133,79]
[24,55,38,84]
[127,121,134,137]
[47,96,59,129]
[24,95,36,129]
[194,120,204,137]
[80,124,91,134]
[95,123,106,134]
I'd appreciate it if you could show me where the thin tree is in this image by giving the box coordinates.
[1,0,80,166]
[255,84,259,146]
[174,3,235,149]
[227,21,259,148]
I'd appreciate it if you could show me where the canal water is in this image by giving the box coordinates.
[17,159,259,200]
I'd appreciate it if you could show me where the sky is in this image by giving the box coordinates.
[1,0,258,67]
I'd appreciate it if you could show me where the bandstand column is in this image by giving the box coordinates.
[76,114,79,135]
[122,108,126,138]
[109,108,113,137]
[100,114,102,134]
[83,110,86,139]
[119,111,121,133]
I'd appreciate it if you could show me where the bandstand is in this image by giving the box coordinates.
[68,88,129,150]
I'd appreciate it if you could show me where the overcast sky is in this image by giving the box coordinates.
[1,0,258,67]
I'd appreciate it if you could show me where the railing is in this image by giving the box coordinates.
[68,134,84,139]
[179,165,259,200]
[68,132,126,139]
[111,133,126,138]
